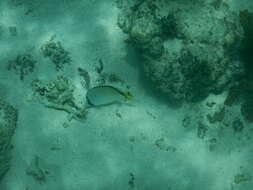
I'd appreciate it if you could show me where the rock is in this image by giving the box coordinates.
[0,98,18,181]
[117,0,243,102]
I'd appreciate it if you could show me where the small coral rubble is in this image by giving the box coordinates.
[31,76,87,121]
[234,173,252,184]
[7,53,36,80]
[207,107,225,124]
[41,40,71,71]
[26,156,49,185]
[232,118,244,133]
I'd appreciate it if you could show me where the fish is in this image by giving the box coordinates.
[86,85,132,106]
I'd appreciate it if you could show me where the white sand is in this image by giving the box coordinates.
[0,0,253,190]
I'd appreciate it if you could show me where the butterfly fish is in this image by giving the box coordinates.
[86,85,133,106]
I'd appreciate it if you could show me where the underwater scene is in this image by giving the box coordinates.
[0,0,253,189]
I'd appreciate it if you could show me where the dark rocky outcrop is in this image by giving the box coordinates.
[0,98,18,181]
[117,0,244,103]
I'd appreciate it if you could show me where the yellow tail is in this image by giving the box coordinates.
[123,91,133,100]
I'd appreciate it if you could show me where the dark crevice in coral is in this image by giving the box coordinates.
[235,9,253,122]
[180,53,213,102]
[159,13,180,39]
[125,44,182,108]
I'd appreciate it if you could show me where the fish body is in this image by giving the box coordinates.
[86,85,132,106]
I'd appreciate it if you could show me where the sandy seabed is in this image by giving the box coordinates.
[0,0,253,190]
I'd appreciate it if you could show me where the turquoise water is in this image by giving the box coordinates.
[0,0,253,190]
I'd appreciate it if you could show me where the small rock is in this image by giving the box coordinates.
[26,156,49,185]
[115,112,122,119]
[129,136,135,143]
[182,116,191,128]
[197,122,208,139]
[241,99,253,123]
[62,122,70,128]
[232,119,244,133]
[128,172,135,189]
[234,173,251,184]
[9,26,17,36]
[154,138,177,152]
[208,138,217,152]
[206,102,216,107]
[207,107,225,124]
